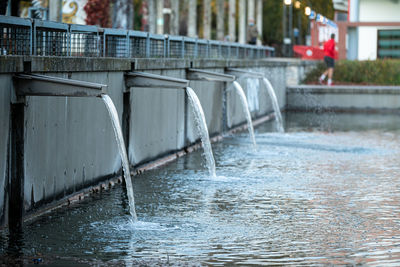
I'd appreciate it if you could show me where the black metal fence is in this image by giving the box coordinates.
[0,15,275,59]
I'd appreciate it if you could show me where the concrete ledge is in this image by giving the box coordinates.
[288,85,400,95]
[28,56,132,72]
[287,85,400,110]
[0,56,24,73]
[0,56,315,73]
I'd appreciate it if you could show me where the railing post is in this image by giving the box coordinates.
[164,36,167,58]
[194,38,198,58]
[181,38,185,58]
[126,31,130,58]
[29,19,33,55]
[146,33,150,57]
[166,35,170,58]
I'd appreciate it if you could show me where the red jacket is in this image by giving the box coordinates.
[323,39,336,58]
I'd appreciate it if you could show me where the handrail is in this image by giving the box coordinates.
[0,15,274,59]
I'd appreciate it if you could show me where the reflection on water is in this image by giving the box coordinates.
[2,112,400,266]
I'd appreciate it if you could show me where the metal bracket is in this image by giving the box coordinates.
[225,68,264,79]
[187,68,235,82]
[125,72,189,89]
[13,74,107,97]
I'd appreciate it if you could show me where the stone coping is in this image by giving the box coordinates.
[0,56,316,73]
[288,85,400,95]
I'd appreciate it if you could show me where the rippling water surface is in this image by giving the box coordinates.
[2,112,400,266]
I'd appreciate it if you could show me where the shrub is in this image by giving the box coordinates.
[303,59,400,85]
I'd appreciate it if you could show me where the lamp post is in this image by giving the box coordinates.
[294,0,302,45]
[283,0,293,57]
[305,6,311,46]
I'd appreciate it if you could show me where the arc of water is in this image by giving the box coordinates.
[232,81,257,149]
[101,94,138,222]
[186,87,217,177]
[262,78,284,133]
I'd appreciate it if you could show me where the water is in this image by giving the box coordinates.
[186,87,216,177]
[101,94,137,221]
[232,81,257,149]
[262,77,284,133]
[2,112,400,266]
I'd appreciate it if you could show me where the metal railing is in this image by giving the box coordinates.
[0,15,275,59]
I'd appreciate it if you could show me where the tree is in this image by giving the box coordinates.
[84,0,111,27]
[263,0,334,55]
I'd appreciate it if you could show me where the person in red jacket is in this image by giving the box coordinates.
[319,33,336,86]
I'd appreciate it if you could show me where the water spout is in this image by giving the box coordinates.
[262,78,284,133]
[101,94,137,222]
[186,87,217,177]
[232,81,257,149]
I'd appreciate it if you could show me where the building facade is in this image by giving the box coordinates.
[337,0,400,60]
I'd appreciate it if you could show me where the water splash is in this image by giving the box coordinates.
[186,87,216,177]
[101,94,137,222]
[232,81,257,149]
[262,78,284,133]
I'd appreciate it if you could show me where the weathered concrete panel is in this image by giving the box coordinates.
[0,75,11,224]
[129,69,186,165]
[226,66,287,128]
[24,72,124,210]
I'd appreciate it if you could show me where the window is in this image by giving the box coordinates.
[377,30,400,59]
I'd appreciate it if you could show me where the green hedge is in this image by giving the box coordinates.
[303,60,400,85]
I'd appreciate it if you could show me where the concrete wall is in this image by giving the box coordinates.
[0,56,311,226]
[24,72,124,211]
[129,69,186,164]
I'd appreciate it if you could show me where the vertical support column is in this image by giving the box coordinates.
[238,0,246,44]
[217,0,225,41]
[228,0,236,42]
[188,0,197,37]
[288,4,293,57]
[9,102,25,232]
[156,0,164,34]
[203,0,211,39]
[282,4,286,55]
[171,0,180,35]
[247,0,254,24]
[148,0,156,34]
[256,0,262,45]
[49,0,62,22]
[122,91,130,157]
